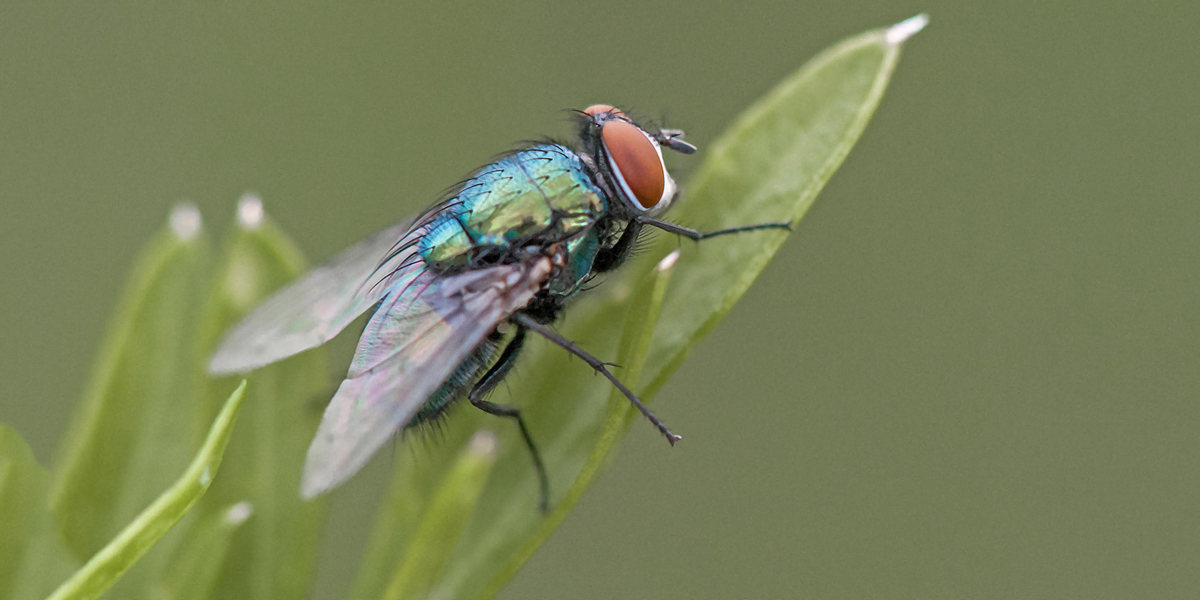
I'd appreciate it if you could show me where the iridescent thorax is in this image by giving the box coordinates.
[418,144,607,298]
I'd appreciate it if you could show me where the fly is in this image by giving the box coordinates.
[208,105,790,510]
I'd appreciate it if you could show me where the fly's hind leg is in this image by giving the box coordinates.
[467,326,551,512]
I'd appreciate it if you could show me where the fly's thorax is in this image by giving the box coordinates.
[419,218,472,269]
[418,144,608,272]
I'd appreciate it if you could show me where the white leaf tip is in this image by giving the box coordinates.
[169,202,203,240]
[469,430,498,457]
[225,501,254,525]
[657,249,681,272]
[886,14,929,45]
[237,193,265,229]
[299,484,320,500]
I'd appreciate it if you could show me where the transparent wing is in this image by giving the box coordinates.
[300,256,552,498]
[208,220,417,374]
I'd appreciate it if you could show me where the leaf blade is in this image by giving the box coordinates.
[45,381,248,600]
[386,431,500,600]
[641,16,920,396]
[158,502,254,600]
[348,410,485,600]
[472,250,679,598]
[48,205,211,562]
[0,425,81,600]
[422,17,923,600]
[0,425,43,598]
[192,197,331,600]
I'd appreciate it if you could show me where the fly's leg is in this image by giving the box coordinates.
[636,216,792,241]
[592,220,643,273]
[595,215,790,273]
[467,326,551,512]
[510,312,682,446]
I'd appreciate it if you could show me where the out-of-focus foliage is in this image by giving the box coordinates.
[45,383,247,600]
[190,198,331,600]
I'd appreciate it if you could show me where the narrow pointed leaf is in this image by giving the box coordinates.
[640,15,928,396]
[0,425,44,597]
[349,410,485,600]
[357,16,924,600]
[191,196,330,600]
[49,205,211,561]
[7,527,80,600]
[472,250,678,598]
[385,431,499,600]
[0,425,79,600]
[158,502,254,600]
[45,381,248,600]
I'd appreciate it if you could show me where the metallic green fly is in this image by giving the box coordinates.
[208,104,788,509]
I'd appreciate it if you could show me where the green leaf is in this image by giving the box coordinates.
[190,196,330,600]
[639,15,928,398]
[348,412,486,600]
[6,526,80,600]
[49,204,211,562]
[382,431,500,600]
[158,502,254,600]
[0,426,80,600]
[0,425,44,597]
[357,15,925,600]
[45,381,248,600]
[472,250,680,599]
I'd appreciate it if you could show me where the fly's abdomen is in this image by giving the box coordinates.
[406,340,498,429]
[419,144,607,271]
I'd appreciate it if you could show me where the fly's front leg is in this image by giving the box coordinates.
[636,216,791,241]
[591,220,643,273]
[467,326,551,511]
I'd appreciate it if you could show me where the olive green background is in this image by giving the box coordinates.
[2,1,1197,598]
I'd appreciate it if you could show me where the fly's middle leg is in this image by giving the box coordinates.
[511,312,681,446]
[467,326,551,512]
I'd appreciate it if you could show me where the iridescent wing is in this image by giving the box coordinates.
[300,256,552,498]
[208,220,417,374]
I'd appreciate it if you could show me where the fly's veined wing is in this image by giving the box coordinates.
[208,220,415,374]
[300,256,552,498]
[345,265,546,378]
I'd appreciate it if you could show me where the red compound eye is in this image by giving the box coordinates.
[601,119,666,210]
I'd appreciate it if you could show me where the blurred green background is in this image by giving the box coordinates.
[3,1,1198,598]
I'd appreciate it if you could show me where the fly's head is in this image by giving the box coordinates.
[577,104,696,219]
